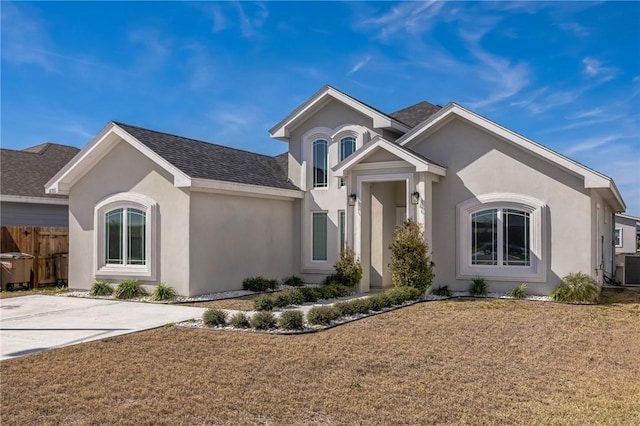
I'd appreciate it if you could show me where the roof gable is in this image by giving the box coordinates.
[46,122,302,199]
[1,143,80,201]
[333,136,446,177]
[269,85,411,140]
[397,103,625,211]
[389,101,442,128]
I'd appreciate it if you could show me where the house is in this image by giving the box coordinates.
[1,143,80,227]
[614,213,639,255]
[45,86,626,296]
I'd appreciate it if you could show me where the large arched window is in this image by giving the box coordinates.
[313,139,328,188]
[95,192,157,280]
[339,136,356,187]
[457,194,546,282]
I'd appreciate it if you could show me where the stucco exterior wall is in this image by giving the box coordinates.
[615,216,639,255]
[68,140,191,294]
[409,118,594,295]
[188,191,297,295]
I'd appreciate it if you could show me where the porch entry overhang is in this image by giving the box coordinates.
[332,137,447,293]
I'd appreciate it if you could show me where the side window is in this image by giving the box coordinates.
[312,212,328,261]
[339,136,356,187]
[313,139,328,188]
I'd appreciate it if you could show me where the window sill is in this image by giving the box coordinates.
[96,264,155,281]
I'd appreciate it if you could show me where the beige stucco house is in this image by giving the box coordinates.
[46,86,626,296]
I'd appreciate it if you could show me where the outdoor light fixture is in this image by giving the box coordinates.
[348,193,357,206]
[411,191,420,205]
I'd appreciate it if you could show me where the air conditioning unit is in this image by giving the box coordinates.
[622,255,640,286]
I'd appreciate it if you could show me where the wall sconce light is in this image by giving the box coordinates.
[411,191,420,205]
[348,193,357,206]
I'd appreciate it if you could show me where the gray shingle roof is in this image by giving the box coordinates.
[389,101,442,128]
[114,122,300,191]
[1,143,80,199]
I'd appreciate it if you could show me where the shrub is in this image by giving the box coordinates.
[389,219,434,292]
[253,294,275,311]
[334,300,358,317]
[469,277,488,296]
[278,310,304,330]
[284,288,305,305]
[550,272,600,303]
[385,286,421,305]
[242,276,279,292]
[229,312,250,328]
[348,298,372,314]
[114,280,144,299]
[272,291,293,308]
[89,281,113,296]
[300,287,321,303]
[203,308,227,326]
[432,285,453,297]
[282,275,304,287]
[307,306,341,325]
[508,283,528,299]
[369,293,393,311]
[334,246,363,287]
[250,311,277,330]
[320,283,351,299]
[152,283,176,301]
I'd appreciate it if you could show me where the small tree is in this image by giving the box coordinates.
[389,219,434,292]
[334,246,363,288]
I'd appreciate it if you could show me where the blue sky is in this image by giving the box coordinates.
[2,1,639,215]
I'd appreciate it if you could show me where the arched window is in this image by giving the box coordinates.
[95,192,157,280]
[339,136,356,187]
[313,139,328,188]
[457,194,546,282]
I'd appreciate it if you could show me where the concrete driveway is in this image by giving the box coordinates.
[0,295,207,361]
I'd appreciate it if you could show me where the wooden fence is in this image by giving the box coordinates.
[1,226,69,288]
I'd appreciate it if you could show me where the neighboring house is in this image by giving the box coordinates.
[46,86,626,296]
[614,213,640,255]
[1,143,80,226]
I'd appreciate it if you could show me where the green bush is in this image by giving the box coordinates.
[551,272,600,303]
[253,294,275,311]
[389,219,434,292]
[307,306,341,325]
[319,283,351,299]
[432,285,453,297]
[284,288,305,305]
[203,308,227,326]
[508,283,528,299]
[385,286,421,305]
[334,246,363,287]
[152,283,176,301]
[272,291,293,308]
[114,280,145,299]
[282,275,304,287]
[89,281,113,296]
[334,300,358,317]
[300,287,321,303]
[369,293,393,311]
[278,310,305,330]
[469,278,488,296]
[229,312,250,328]
[250,311,277,330]
[349,298,372,314]
[242,276,279,292]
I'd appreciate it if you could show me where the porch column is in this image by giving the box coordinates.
[417,172,434,256]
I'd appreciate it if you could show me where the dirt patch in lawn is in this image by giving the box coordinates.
[0,287,68,299]
[2,298,639,425]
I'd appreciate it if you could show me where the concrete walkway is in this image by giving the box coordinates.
[0,295,207,361]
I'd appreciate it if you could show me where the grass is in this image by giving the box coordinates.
[1,298,639,425]
[0,286,68,299]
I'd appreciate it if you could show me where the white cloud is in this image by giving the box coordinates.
[363,1,444,39]
[234,2,268,38]
[130,28,171,58]
[348,55,372,76]
[1,3,54,70]
[582,57,616,82]
[564,134,621,155]
[567,108,605,120]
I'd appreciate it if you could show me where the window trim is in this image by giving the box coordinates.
[312,139,328,189]
[457,193,547,282]
[311,211,328,262]
[94,192,158,281]
[615,227,623,248]
[339,136,356,187]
